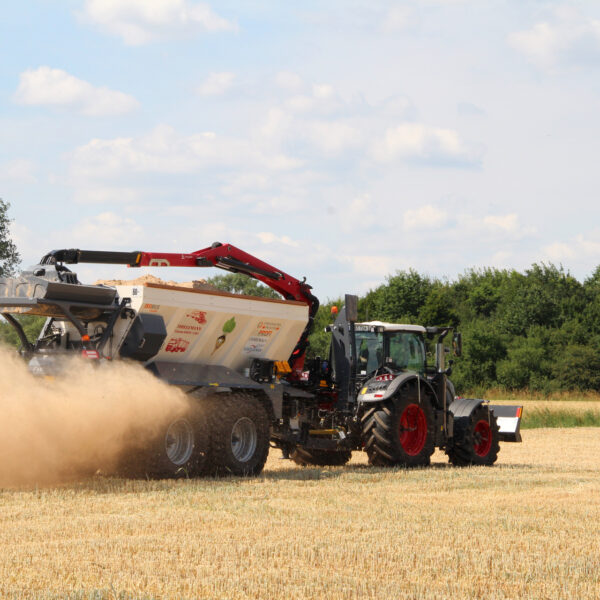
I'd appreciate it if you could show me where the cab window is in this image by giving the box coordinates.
[387,332,425,372]
[356,331,382,374]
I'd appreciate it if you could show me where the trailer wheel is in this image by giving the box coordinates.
[121,399,209,478]
[363,383,435,467]
[290,447,352,467]
[447,404,500,466]
[206,393,270,476]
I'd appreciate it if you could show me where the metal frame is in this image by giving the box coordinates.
[0,297,123,353]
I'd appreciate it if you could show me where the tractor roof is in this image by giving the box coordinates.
[357,321,427,333]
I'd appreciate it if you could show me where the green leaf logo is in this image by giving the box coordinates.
[223,317,236,333]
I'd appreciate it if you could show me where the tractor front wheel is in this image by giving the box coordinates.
[363,384,435,467]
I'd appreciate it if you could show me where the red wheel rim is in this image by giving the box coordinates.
[473,420,492,457]
[398,404,427,456]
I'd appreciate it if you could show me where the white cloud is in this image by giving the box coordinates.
[542,233,600,263]
[489,250,513,267]
[197,72,235,96]
[14,67,139,116]
[82,0,237,45]
[0,159,36,183]
[284,81,343,115]
[509,9,600,70]
[256,232,299,247]
[483,213,518,233]
[10,221,38,265]
[72,212,143,247]
[250,195,303,216]
[381,6,416,33]
[576,234,600,256]
[347,255,399,280]
[68,124,302,181]
[72,186,142,205]
[304,120,362,156]
[338,194,380,233]
[457,213,536,240]
[312,83,334,100]
[543,241,576,262]
[403,205,448,231]
[371,123,480,166]
[275,71,303,91]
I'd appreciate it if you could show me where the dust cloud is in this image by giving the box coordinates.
[0,346,188,487]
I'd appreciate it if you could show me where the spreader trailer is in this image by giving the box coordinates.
[0,242,522,476]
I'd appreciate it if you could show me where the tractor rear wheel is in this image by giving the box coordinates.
[204,393,270,476]
[290,447,352,466]
[447,404,500,466]
[362,383,435,467]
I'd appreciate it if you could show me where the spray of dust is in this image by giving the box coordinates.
[0,346,188,487]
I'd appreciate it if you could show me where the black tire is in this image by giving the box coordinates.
[447,404,500,466]
[290,447,352,466]
[120,398,210,478]
[204,393,270,476]
[362,382,435,467]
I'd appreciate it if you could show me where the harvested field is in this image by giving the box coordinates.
[1,428,599,599]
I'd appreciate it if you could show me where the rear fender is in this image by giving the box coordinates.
[449,397,485,418]
[358,372,436,403]
[449,399,523,443]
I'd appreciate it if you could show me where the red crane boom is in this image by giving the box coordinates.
[40,242,320,378]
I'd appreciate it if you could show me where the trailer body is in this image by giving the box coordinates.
[119,282,308,371]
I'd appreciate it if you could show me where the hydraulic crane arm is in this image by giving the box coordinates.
[40,242,319,378]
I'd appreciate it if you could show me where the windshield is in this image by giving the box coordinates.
[356,331,383,374]
[387,331,426,372]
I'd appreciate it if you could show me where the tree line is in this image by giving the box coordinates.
[308,265,600,394]
[1,199,599,393]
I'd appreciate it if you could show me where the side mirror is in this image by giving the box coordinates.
[452,332,462,357]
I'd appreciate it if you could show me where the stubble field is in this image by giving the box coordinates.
[1,427,599,600]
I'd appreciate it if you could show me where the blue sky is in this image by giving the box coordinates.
[2,1,600,300]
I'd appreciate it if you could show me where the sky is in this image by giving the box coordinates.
[2,0,600,301]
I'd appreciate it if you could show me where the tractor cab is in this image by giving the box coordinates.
[355,322,427,379]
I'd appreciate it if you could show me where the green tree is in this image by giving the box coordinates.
[497,264,583,336]
[582,266,600,335]
[496,330,552,391]
[418,283,458,327]
[206,273,280,298]
[366,270,434,323]
[451,320,507,393]
[458,268,510,319]
[0,201,41,350]
[0,199,20,277]
[307,299,343,359]
[0,314,47,349]
[552,344,600,391]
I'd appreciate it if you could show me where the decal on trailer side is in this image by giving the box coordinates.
[143,303,161,313]
[165,337,190,353]
[186,310,207,324]
[242,321,282,355]
[242,336,268,355]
